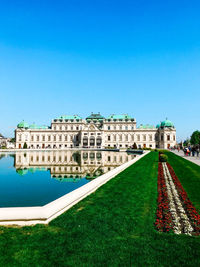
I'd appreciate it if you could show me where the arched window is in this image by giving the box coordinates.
[90,136,95,147]
[96,137,102,146]
[83,137,88,146]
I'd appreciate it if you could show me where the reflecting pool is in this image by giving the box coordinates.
[0,151,136,207]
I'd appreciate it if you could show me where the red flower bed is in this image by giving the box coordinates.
[155,163,173,232]
[167,163,200,234]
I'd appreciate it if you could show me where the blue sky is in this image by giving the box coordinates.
[0,0,200,141]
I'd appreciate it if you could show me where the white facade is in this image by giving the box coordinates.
[15,114,176,149]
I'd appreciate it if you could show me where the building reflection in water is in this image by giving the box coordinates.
[14,151,137,182]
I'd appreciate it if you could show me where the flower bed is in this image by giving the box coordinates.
[155,162,200,235]
[155,163,173,232]
[167,163,200,234]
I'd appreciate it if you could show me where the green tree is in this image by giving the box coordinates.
[133,142,137,149]
[190,130,200,145]
[23,142,28,149]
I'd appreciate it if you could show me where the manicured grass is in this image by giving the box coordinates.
[0,152,199,266]
[165,151,200,213]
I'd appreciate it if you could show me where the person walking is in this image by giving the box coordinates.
[192,147,195,157]
[196,147,200,158]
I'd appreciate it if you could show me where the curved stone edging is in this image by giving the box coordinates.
[0,151,150,226]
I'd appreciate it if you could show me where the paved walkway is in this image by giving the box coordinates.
[172,150,200,166]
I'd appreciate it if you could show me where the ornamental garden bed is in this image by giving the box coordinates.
[155,161,200,235]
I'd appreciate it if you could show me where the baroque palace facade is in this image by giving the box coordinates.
[15,113,176,149]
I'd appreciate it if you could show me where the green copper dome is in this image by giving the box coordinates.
[86,113,105,121]
[16,169,28,176]
[161,119,174,127]
[156,124,160,128]
[29,123,38,129]
[17,120,29,129]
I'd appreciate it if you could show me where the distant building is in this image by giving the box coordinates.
[15,113,176,149]
[0,134,15,149]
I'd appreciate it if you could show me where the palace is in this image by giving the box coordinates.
[15,113,176,149]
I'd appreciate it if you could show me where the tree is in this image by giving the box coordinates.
[190,130,200,145]
[133,142,137,149]
[23,142,28,149]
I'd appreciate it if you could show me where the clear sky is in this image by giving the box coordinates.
[0,0,199,141]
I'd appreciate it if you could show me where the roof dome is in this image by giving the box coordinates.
[16,169,28,176]
[17,120,29,129]
[161,119,174,127]
[29,123,38,129]
[86,113,105,121]
[156,124,160,128]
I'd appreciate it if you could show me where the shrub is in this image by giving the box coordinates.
[133,143,137,149]
[23,142,28,149]
[159,154,168,162]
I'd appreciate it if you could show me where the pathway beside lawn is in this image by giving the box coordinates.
[172,150,200,166]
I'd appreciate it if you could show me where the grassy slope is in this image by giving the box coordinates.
[0,152,199,266]
[165,151,200,213]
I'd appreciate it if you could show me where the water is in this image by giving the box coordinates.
[0,151,136,207]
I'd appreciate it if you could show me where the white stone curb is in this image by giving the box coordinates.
[0,151,150,226]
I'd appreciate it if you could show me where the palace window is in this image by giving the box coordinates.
[76,126,79,130]
[173,135,175,141]
[131,135,134,141]
[97,137,102,146]
[149,135,152,141]
[125,135,128,141]
[143,135,146,141]
[59,135,62,141]
[65,126,68,130]
[108,135,111,141]
[137,135,140,141]
[54,135,56,141]
[125,126,128,130]
[60,126,62,131]
[37,135,39,141]
[19,135,22,141]
[108,126,111,130]
[31,135,34,141]
[48,135,51,141]
[42,135,45,141]
[65,135,67,141]
[167,135,170,141]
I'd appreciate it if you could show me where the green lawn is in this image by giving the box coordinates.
[165,151,200,213]
[0,152,199,266]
